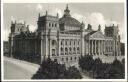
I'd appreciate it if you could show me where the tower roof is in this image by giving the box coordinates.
[63,4,71,17]
[59,4,81,27]
[98,24,101,31]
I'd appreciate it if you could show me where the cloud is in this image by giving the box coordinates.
[105,19,118,26]
[10,16,25,24]
[36,4,43,11]
[48,8,63,18]
[117,23,125,43]
[86,12,106,31]
[18,20,24,24]
[72,13,86,23]
[29,24,37,32]
[72,12,106,31]
[71,12,124,42]
[55,8,63,18]
[8,9,125,42]
[3,24,37,41]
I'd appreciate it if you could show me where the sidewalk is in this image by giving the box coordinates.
[4,56,40,79]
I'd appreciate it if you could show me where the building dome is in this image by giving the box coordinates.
[59,16,81,27]
[59,4,81,27]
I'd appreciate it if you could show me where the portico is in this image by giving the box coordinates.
[86,31,105,56]
[89,40,105,55]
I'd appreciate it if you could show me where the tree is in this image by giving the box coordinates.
[79,55,94,71]
[92,58,102,78]
[32,58,82,79]
[96,63,111,79]
[66,66,82,79]
[97,58,124,79]
[111,58,124,79]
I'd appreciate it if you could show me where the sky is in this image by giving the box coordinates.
[3,3,125,42]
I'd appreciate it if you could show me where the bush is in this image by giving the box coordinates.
[96,58,124,79]
[79,55,125,79]
[32,58,82,79]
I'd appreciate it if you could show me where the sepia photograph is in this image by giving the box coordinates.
[1,0,127,81]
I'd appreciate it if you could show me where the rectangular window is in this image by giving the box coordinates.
[52,49,55,56]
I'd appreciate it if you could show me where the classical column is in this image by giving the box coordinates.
[41,39,43,63]
[89,40,91,55]
[102,40,104,54]
[96,40,98,55]
[92,40,93,55]
[97,40,99,55]
[100,40,102,55]
[88,39,90,55]
[94,40,96,55]
[57,38,59,56]
[102,40,104,55]
[63,40,65,55]
[98,40,100,55]
[104,41,106,53]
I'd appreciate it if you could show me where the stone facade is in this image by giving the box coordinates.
[9,5,121,66]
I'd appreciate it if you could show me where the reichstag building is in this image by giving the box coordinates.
[9,5,121,66]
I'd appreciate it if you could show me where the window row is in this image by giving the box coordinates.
[60,47,80,55]
[61,40,80,46]
[49,22,57,27]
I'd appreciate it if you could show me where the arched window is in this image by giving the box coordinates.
[52,49,55,56]
[74,57,77,61]
[77,47,80,54]
[55,23,57,27]
[61,47,63,52]
[65,48,68,55]
[70,41,71,45]
[74,47,76,54]
[61,47,64,55]
[65,41,67,45]
[74,41,75,45]
[61,40,63,45]
[66,57,68,61]
[69,47,72,54]
[70,57,72,60]
[49,23,51,27]
[52,40,56,46]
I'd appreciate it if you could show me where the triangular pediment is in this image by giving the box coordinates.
[89,31,105,40]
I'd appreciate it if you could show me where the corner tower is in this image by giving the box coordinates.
[37,11,59,62]
[104,24,121,56]
[9,21,29,57]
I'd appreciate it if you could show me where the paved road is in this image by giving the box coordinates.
[4,57,92,79]
[4,57,39,79]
